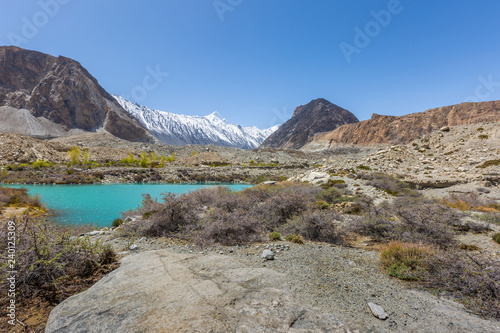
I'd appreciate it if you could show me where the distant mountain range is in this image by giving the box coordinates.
[1,46,499,151]
[0,46,276,149]
[114,96,278,149]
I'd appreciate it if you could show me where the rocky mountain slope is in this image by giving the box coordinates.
[0,46,152,142]
[305,100,500,149]
[260,98,359,150]
[114,95,278,149]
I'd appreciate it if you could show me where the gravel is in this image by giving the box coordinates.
[99,235,500,333]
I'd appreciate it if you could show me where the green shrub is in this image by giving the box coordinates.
[478,134,489,140]
[357,165,371,170]
[285,234,304,244]
[269,231,281,241]
[121,152,138,164]
[493,233,500,244]
[112,218,124,227]
[32,159,52,169]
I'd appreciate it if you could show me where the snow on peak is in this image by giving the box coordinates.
[204,111,226,124]
[113,95,279,149]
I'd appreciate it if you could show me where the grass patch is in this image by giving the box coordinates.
[380,241,433,280]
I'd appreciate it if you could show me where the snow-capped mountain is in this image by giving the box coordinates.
[113,95,279,149]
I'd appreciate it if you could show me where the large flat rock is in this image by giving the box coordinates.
[45,251,348,333]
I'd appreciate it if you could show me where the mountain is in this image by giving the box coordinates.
[304,100,500,149]
[0,46,153,142]
[114,95,279,149]
[260,98,359,150]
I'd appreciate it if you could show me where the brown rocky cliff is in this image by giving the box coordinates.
[260,98,359,149]
[310,100,500,147]
[0,46,152,142]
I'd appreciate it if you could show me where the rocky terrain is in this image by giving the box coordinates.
[0,46,152,142]
[305,100,500,149]
[304,122,500,199]
[261,98,359,150]
[0,132,372,184]
[46,227,500,333]
[2,120,500,332]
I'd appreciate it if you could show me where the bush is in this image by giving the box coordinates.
[112,218,124,227]
[281,211,345,245]
[140,193,199,237]
[285,234,304,244]
[269,231,281,241]
[316,186,351,204]
[380,241,433,281]
[0,216,116,304]
[493,233,500,244]
[358,172,417,196]
[349,197,458,248]
[0,187,43,209]
[192,208,262,246]
[443,192,499,213]
[423,251,500,319]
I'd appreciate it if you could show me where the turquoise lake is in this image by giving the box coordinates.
[6,183,252,228]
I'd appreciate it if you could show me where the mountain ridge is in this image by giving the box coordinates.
[114,95,278,149]
[304,100,500,149]
[0,46,153,142]
[260,98,359,150]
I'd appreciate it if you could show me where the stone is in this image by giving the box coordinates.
[261,249,275,260]
[368,302,389,320]
[45,251,347,333]
[300,171,331,184]
[129,244,140,251]
[440,126,450,132]
[84,230,102,237]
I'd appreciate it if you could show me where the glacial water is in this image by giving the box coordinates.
[6,183,252,228]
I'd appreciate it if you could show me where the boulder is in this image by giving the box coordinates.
[301,171,330,184]
[46,250,348,333]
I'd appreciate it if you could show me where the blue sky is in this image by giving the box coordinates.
[1,0,500,128]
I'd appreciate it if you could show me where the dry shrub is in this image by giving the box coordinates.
[0,187,44,209]
[349,197,458,248]
[281,211,345,245]
[192,208,262,246]
[357,172,417,196]
[443,192,498,212]
[424,251,500,319]
[316,186,352,204]
[379,241,434,280]
[256,190,314,229]
[137,192,200,237]
[0,216,116,304]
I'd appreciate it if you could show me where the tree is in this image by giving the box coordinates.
[139,150,149,168]
[83,148,90,165]
[68,146,81,165]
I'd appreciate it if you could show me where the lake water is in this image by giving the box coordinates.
[6,183,252,228]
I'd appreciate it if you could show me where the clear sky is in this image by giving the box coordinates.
[1,0,500,129]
